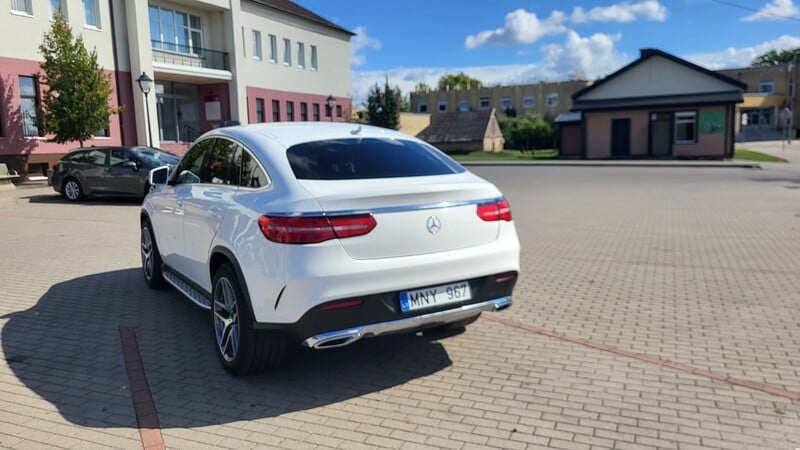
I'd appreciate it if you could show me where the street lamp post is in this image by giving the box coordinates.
[326,94,336,122]
[136,72,154,147]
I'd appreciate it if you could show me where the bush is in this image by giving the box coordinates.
[498,114,554,151]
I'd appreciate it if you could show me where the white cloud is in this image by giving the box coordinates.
[743,0,800,21]
[538,31,628,80]
[352,31,630,107]
[571,1,667,23]
[684,35,800,69]
[465,9,568,49]
[350,26,381,67]
[465,1,667,49]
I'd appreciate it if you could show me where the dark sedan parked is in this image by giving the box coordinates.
[50,146,179,201]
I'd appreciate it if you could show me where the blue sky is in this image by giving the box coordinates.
[296,0,800,105]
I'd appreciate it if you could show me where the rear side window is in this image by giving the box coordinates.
[200,139,240,185]
[286,138,464,180]
[73,149,107,166]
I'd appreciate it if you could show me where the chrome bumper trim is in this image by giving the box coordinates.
[302,296,512,350]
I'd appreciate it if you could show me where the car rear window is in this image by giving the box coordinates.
[286,138,465,180]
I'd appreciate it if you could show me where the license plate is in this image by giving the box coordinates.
[400,281,472,312]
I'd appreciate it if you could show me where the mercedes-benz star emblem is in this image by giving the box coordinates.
[426,216,442,234]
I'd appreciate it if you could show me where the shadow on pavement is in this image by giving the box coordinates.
[1,268,453,429]
[23,193,143,206]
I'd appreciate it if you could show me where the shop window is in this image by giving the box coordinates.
[674,111,697,144]
[272,100,280,122]
[255,98,264,122]
[19,75,41,137]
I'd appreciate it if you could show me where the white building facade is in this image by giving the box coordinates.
[0,0,353,177]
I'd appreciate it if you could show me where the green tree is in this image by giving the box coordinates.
[437,73,483,91]
[413,82,432,93]
[37,12,119,147]
[498,114,553,151]
[751,48,800,66]
[365,77,402,129]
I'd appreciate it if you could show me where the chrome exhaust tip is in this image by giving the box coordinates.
[303,328,363,349]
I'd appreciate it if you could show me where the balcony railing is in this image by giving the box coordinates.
[151,40,230,71]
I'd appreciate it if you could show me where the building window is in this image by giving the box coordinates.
[759,79,774,94]
[297,42,305,69]
[83,0,99,28]
[149,6,202,55]
[19,76,40,137]
[50,0,65,18]
[287,101,294,121]
[252,30,262,60]
[457,99,469,112]
[283,38,291,65]
[546,92,558,108]
[255,98,265,122]
[11,0,33,15]
[479,97,490,110]
[438,100,447,112]
[268,34,277,62]
[313,103,320,121]
[310,45,318,70]
[418,102,427,113]
[501,96,512,111]
[674,111,697,144]
[300,102,308,121]
[523,95,535,108]
[272,100,280,122]
[336,105,342,118]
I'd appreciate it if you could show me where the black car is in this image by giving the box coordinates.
[50,146,179,201]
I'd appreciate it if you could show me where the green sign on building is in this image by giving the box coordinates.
[700,110,725,134]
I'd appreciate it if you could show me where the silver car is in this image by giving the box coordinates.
[50,146,179,201]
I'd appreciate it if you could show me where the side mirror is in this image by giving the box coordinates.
[123,161,139,171]
[148,165,170,186]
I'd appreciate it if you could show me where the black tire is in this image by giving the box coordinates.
[140,219,165,289]
[212,263,285,375]
[62,178,84,202]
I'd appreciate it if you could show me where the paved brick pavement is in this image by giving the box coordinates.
[1,166,799,449]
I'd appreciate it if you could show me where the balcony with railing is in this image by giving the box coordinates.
[151,40,230,71]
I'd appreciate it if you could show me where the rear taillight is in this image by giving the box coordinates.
[477,199,512,221]
[258,214,376,244]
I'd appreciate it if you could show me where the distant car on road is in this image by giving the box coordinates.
[141,123,520,375]
[50,146,179,201]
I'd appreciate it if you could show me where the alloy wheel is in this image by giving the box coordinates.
[64,180,81,201]
[141,227,154,281]
[213,277,240,362]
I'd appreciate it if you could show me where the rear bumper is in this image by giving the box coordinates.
[302,296,511,349]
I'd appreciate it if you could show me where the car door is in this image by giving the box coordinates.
[106,148,144,196]
[152,140,211,271]
[180,138,241,289]
[75,148,109,194]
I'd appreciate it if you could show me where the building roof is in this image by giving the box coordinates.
[417,109,497,144]
[573,92,744,111]
[572,48,747,102]
[251,0,355,36]
[554,112,582,124]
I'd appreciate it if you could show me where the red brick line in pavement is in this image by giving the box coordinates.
[119,327,166,450]
[481,315,800,402]
[552,255,800,277]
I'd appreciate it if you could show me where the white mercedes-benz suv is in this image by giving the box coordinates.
[141,123,520,375]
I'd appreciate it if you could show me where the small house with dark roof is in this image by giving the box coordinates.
[417,108,505,153]
[562,49,746,159]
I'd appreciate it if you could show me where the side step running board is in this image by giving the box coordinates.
[163,271,212,310]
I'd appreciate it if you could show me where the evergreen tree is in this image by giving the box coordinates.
[37,12,119,147]
[365,77,402,129]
